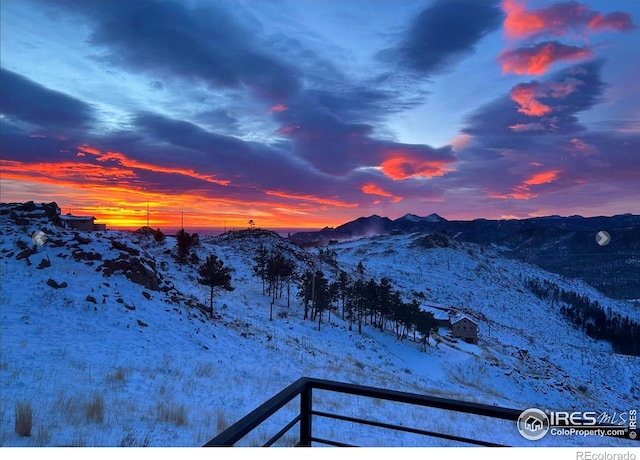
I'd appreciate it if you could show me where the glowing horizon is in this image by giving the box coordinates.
[1,0,639,225]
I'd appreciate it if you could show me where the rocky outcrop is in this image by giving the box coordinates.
[1,201,63,227]
[101,256,160,291]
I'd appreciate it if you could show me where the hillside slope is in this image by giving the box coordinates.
[1,205,638,447]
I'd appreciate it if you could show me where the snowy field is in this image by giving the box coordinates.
[1,211,638,448]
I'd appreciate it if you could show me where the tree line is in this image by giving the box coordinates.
[253,247,437,349]
[526,277,640,356]
[172,231,438,349]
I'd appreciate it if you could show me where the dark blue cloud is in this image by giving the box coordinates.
[0,119,78,162]
[0,67,94,129]
[127,112,347,196]
[379,0,503,76]
[133,112,254,162]
[53,1,300,101]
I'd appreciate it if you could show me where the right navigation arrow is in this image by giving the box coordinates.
[596,231,611,246]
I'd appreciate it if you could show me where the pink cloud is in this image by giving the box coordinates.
[380,148,455,181]
[510,83,552,116]
[361,184,403,203]
[499,41,593,76]
[588,12,636,32]
[510,77,584,117]
[267,104,289,115]
[502,0,635,40]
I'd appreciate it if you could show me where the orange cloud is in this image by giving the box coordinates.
[502,0,546,40]
[1,163,345,230]
[0,159,136,183]
[361,184,402,203]
[523,169,561,185]
[265,190,359,208]
[499,42,593,76]
[510,84,552,116]
[502,0,635,39]
[510,77,584,117]
[267,104,289,114]
[77,144,230,186]
[488,169,561,200]
[275,125,300,135]
[380,149,454,181]
[569,137,597,156]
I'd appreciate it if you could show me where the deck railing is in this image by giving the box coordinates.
[203,376,528,447]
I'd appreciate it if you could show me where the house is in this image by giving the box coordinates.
[450,316,478,344]
[60,213,107,231]
[421,303,453,328]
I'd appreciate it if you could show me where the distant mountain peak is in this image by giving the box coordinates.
[397,213,446,223]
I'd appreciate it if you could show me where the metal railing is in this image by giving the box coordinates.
[203,376,527,447]
[204,377,639,447]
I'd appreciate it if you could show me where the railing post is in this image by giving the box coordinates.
[299,384,312,446]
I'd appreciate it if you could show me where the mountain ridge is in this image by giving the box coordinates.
[289,212,640,299]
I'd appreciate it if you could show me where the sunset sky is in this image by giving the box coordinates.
[1,0,639,230]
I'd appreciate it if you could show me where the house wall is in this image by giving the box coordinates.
[451,318,478,344]
[66,220,95,231]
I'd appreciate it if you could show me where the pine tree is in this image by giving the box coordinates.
[197,254,234,319]
[312,270,330,330]
[154,228,166,244]
[175,228,191,268]
[338,271,350,320]
[297,270,314,320]
[253,243,268,295]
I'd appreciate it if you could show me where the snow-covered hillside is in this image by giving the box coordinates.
[1,204,638,447]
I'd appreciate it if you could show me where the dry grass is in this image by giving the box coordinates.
[119,432,151,447]
[107,367,126,382]
[14,401,33,437]
[157,401,188,426]
[215,407,230,432]
[85,394,104,423]
[54,393,84,424]
[194,362,214,378]
[35,427,51,445]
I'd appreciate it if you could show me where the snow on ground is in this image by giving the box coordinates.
[1,213,638,447]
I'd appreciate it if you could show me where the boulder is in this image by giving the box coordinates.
[102,256,159,291]
[46,279,68,289]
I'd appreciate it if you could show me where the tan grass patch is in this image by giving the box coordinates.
[14,401,33,437]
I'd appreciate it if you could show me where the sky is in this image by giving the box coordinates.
[1,0,639,230]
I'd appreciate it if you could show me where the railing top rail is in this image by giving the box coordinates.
[304,377,523,421]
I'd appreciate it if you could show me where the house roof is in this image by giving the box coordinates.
[451,316,478,326]
[60,214,96,221]
[420,305,450,321]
